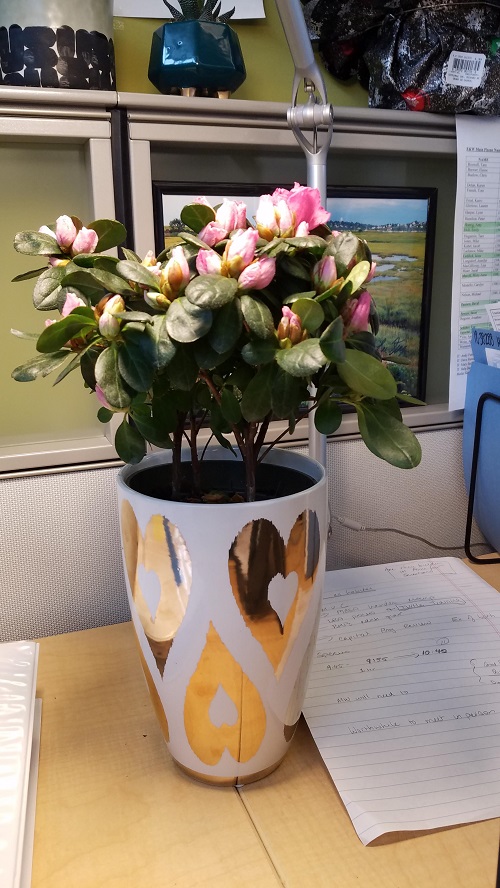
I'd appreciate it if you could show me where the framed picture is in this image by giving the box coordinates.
[327,186,437,401]
[152,182,271,255]
[152,182,436,402]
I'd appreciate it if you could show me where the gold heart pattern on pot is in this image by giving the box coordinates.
[184,622,266,766]
[120,500,191,677]
[228,510,320,677]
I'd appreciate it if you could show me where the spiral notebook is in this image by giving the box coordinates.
[0,641,40,888]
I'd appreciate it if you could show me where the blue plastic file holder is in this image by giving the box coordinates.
[464,386,500,564]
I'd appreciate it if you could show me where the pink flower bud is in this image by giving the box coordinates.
[196,248,222,276]
[55,215,77,249]
[223,228,259,277]
[237,256,276,290]
[71,226,98,255]
[95,385,127,413]
[144,291,170,310]
[348,290,372,333]
[313,255,338,293]
[198,221,228,247]
[275,199,294,237]
[98,294,125,339]
[160,246,190,298]
[61,292,86,318]
[142,250,161,275]
[38,225,57,240]
[215,199,247,233]
[277,305,303,344]
[255,194,280,241]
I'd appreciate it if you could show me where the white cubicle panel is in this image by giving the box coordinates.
[0,87,118,473]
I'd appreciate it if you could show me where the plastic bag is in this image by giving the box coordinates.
[366,4,500,113]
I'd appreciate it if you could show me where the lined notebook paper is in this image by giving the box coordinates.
[302,558,500,844]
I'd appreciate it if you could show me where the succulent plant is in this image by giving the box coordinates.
[163,0,235,23]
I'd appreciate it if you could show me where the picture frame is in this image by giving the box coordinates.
[152,182,437,402]
[327,186,437,401]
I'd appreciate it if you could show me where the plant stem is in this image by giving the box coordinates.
[171,413,185,499]
[244,422,257,502]
[190,413,201,498]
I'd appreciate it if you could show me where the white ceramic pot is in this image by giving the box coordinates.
[0,0,114,89]
[117,447,327,785]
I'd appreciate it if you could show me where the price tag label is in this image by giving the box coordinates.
[445,51,486,87]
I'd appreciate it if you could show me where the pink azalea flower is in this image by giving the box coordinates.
[254,194,280,241]
[282,183,330,231]
[365,261,377,283]
[237,256,276,290]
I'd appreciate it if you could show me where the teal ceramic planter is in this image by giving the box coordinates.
[148,20,246,95]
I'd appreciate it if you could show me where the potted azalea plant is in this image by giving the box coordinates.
[11,184,421,785]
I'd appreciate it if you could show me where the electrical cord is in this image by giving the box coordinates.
[334,515,493,552]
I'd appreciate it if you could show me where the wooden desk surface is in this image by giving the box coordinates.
[33,559,500,888]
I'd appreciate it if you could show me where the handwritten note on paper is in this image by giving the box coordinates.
[302,558,500,845]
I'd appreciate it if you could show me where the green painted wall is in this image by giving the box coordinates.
[113,0,369,107]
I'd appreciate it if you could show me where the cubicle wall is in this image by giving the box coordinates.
[1,90,487,643]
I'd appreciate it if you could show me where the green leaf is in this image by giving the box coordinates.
[149,314,177,369]
[314,400,343,435]
[12,266,47,282]
[88,219,126,252]
[70,266,136,297]
[121,311,154,324]
[53,351,82,385]
[208,299,242,354]
[290,297,324,333]
[120,247,142,263]
[340,260,370,297]
[185,273,238,309]
[241,339,277,366]
[167,347,199,391]
[119,326,156,392]
[337,350,397,400]
[283,235,326,251]
[325,232,361,275]
[179,230,214,250]
[221,388,242,424]
[166,297,212,343]
[11,350,69,381]
[396,392,426,407]
[193,338,232,369]
[59,271,107,303]
[240,294,275,340]
[115,259,161,291]
[129,408,173,449]
[80,346,100,390]
[319,316,346,363]
[95,346,133,409]
[36,313,97,353]
[274,339,327,378]
[240,364,276,421]
[355,401,422,469]
[271,367,306,418]
[180,203,215,232]
[14,230,62,256]
[33,266,67,310]
[97,406,114,423]
[114,418,147,464]
[346,330,379,358]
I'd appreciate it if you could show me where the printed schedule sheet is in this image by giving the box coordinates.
[302,558,500,845]
[449,116,500,410]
